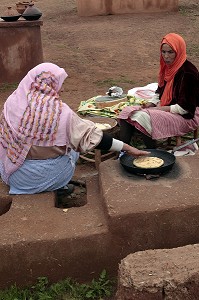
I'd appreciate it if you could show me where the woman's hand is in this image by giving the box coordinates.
[152,105,170,112]
[141,102,156,109]
[122,144,150,157]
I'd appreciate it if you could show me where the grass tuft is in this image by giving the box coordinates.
[0,83,18,93]
[94,76,135,88]
[0,270,115,300]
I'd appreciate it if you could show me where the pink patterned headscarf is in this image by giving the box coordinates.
[0,62,72,183]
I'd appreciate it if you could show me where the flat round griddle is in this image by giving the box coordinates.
[120,149,176,175]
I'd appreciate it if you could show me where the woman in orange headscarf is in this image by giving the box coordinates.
[118,33,199,148]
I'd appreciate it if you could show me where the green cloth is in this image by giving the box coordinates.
[77,95,142,118]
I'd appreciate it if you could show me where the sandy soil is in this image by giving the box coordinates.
[0,0,198,170]
[0,0,199,111]
[0,1,198,167]
[1,0,199,177]
[0,0,199,174]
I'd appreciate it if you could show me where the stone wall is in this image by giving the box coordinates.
[0,20,43,83]
[116,244,199,299]
[77,0,179,17]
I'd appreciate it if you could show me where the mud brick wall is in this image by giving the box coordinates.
[77,0,179,17]
[116,244,199,300]
[0,20,43,83]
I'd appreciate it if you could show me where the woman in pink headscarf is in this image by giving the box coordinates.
[118,33,199,148]
[0,62,148,195]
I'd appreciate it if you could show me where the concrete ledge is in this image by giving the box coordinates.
[116,244,199,299]
[0,176,121,288]
[1,152,199,288]
[77,0,179,17]
[99,154,199,253]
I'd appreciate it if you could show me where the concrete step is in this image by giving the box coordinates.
[99,154,199,253]
[0,175,120,288]
[1,152,199,289]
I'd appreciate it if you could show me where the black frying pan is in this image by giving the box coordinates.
[120,149,176,175]
[120,137,199,176]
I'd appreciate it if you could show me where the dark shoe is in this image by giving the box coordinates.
[61,194,87,208]
[55,183,87,208]
[56,184,75,197]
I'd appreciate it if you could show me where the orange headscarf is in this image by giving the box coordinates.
[158,33,187,106]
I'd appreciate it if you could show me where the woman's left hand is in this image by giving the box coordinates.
[141,102,156,109]
[152,105,170,112]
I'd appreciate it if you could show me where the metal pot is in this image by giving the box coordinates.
[22,2,42,20]
[16,1,30,14]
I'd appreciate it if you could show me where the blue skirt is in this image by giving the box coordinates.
[8,150,79,194]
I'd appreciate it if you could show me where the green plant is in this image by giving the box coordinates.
[84,269,113,299]
[0,284,31,300]
[178,5,188,15]
[94,76,135,87]
[0,83,18,93]
[0,271,115,300]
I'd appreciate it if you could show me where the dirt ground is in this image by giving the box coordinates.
[0,0,199,111]
[1,0,199,177]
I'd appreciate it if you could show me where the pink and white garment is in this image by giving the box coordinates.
[0,62,72,184]
[118,105,199,140]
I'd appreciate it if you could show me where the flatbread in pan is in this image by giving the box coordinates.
[133,156,164,169]
[120,150,176,175]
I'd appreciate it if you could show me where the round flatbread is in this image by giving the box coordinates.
[133,156,164,169]
[95,123,111,130]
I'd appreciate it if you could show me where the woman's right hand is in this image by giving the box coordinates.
[122,144,150,157]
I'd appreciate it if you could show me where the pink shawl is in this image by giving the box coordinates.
[0,62,73,183]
